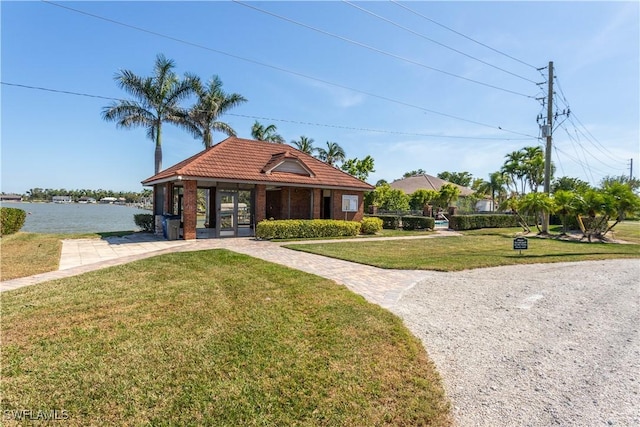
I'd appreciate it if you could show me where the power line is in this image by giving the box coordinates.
[225,113,531,140]
[391,0,539,70]
[560,121,628,171]
[41,1,538,138]
[343,0,539,84]
[232,0,536,98]
[1,82,118,101]
[0,82,533,141]
[554,73,627,164]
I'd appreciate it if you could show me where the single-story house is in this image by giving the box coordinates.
[142,137,375,240]
[0,194,23,202]
[389,173,474,196]
[52,195,72,203]
[389,173,493,212]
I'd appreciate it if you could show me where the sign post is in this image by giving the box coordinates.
[513,237,528,255]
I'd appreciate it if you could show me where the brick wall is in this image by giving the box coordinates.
[255,185,266,223]
[331,190,365,222]
[182,180,197,240]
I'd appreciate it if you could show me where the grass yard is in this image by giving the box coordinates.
[285,226,640,271]
[0,231,132,281]
[0,232,63,280]
[1,250,451,426]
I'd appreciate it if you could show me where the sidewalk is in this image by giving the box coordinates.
[1,232,456,308]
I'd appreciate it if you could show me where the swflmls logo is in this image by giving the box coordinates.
[3,409,69,421]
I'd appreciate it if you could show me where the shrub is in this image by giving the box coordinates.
[401,216,435,231]
[449,214,519,231]
[360,217,383,234]
[256,219,361,240]
[134,213,155,233]
[0,207,27,236]
[368,215,401,229]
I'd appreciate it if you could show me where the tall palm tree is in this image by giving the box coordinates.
[251,121,284,143]
[501,150,526,196]
[522,146,545,193]
[102,54,196,174]
[181,75,247,148]
[290,136,315,154]
[315,141,345,166]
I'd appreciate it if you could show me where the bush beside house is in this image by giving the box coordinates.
[256,219,361,240]
[1,207,27,236]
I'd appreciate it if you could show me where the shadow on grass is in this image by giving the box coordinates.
[505,252,633,259]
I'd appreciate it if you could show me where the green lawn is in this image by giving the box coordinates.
[0,231,132,281]
[285,226,640,271]
[1,250,451,426]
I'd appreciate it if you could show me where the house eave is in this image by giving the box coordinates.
[143,174,373,192]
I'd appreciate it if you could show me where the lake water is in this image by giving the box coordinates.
[2,202,149,234]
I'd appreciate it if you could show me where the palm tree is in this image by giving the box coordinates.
[501,150,526,196]
[315,141,345,166]
[522,146,545,192]
[102,54,196,174]
[251,121,284,143]
[290,136,315,154]
[477,171,506,212]
[181,75,247,148]
[552,189,577,235]
[519,192,554,234]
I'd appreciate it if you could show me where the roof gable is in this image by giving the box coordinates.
[262,151,315,177]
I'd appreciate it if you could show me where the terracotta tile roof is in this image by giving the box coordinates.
[389,174,474,196]
[142,137,374,191]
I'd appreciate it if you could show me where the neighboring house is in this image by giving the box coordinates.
[78,197,97,204]
[389,173,474,197]
[142,137,375,240]
[100,197,118,204]
[52,195,72,203]
[390,173,492,212]
[0,194,23,202]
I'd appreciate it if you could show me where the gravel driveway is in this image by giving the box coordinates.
[390,259,640,427]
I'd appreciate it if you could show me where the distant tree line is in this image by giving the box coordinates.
[19,188,152,203]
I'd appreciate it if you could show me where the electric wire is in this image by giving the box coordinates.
[0,82,533,141]
[343,0,539,84]
[552,145,566,177]
[232,0,537,98]
[41,0,538,139]
[391,0,540,70]
[554,73,627,163]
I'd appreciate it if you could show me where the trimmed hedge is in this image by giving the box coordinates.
[134,213,155,233]
[367,214,434,231]
[1,207,27,236]
[370,215,401,230]
[448,214,525,231]
[360,217,383,235]
[256,219,361,240]
[401,216,435,231]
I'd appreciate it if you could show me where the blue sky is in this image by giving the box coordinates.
[2,1,638,194]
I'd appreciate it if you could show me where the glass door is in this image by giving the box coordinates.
[217,191,237,237]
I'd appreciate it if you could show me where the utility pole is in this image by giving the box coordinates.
[630,158,633,181]
[541,61,553,234]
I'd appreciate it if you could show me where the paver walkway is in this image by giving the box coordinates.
[1,231,459,308]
